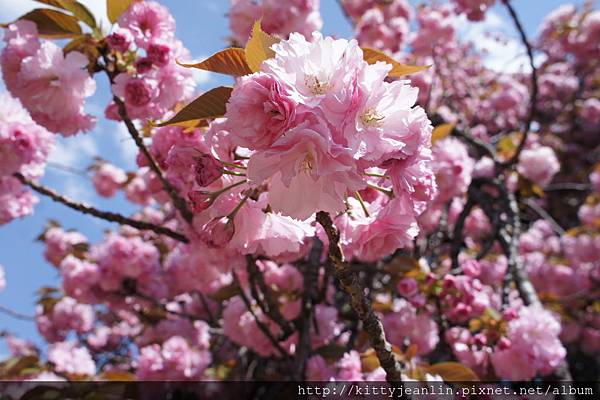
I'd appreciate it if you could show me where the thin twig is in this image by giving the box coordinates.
[232,271,288,358]
[523,198,566,236]
[0,305,35,321]
[15,173,189,243]
[502,0,539,167]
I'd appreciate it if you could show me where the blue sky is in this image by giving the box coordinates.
[0,0,592,356]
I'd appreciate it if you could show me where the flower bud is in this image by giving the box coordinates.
[188,191,213,213]
[195,154,223,187]
[461,259,481,278]
[106,28,133,52]
[200,217,234,248]
[147,41,171,67]
[396,277,418,298]
[135,57,153,74]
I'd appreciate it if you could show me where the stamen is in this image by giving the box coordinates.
[361,109,385,127]
[305,75,330,95]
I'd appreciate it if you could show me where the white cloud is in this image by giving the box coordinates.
[48,134,98,167]
[62,175,95,203]
[193,68,212,86]
[189,55,213,87]
[116,123,139,168]
[457,11,538,73]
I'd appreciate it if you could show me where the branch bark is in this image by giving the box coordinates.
[112,96,194,224]
[15,173,189,243]
[316,211,403,383]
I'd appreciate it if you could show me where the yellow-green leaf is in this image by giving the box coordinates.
[157,86,234,128]
[35,0,96,28]
[425,362,479,382]
[244,21,279,72]
[99,371,136,381]
[178,48,253,77]
[107,0,133,24]
[17,8,82,38]
[360,349,380,373]
[432,123,455,144]
[63,34,100,72]
[362,47,430,78]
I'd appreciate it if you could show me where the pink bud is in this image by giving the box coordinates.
[473,333,487,346]
[497,337,511,350]
[104,103,121,121]
[396,278,418,298]
[502,308,518,321]
[106,28,133,52]
[147,41,171,67]
[188,191,212,213]
[195,154,223,187]
[200,217,234,248]
[124,78,154,107]
[135,57,153,74]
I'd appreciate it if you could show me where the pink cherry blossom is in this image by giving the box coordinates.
[92,163,128,198]
[453,0,496,21]
[229,0,322,45]
[0,176,38,226]
[491,305,566,380]
[118,1,176,49]
[0,92,53,179]
[137,336,211,380]
[517,146,560,187]
[48,341,96,376]
[383,298,439,355]
[2,22,96,136]
[224,73,299,150]
[43,227,87,267]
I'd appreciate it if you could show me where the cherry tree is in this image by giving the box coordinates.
[0,0,598,394]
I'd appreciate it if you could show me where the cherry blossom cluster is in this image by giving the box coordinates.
[1,21,96,136]
[341,0,412,52]
[107,1,195,121]
[229,0,322,45]
[0,92,53,225]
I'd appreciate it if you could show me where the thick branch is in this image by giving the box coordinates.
[15,173,189,243]
[113,96,194,224]
[316,211,403,383]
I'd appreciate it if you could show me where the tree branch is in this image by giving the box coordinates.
[112,96,194,224]
[316,211,403,383]
[502,0,539,167]
[15,173,189,243]
[0,305,35,321]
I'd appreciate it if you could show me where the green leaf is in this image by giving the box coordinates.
[35,0,96,28]
[156,86,233,128]
[17,8,82,38]
[178,48,253,77]
[107,0,133,24]
[362,47,430,78]
[244,21,279,72]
